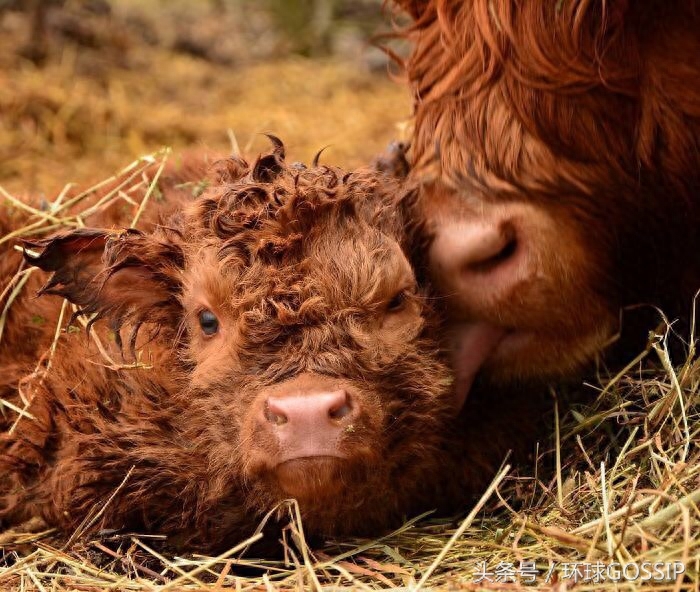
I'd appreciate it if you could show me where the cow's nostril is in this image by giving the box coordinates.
[468,236,518,273]
[431,220,521,283]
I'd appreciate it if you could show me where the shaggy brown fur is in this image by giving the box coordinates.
[0,155,212,419]
[0,142,534,551]
[391,0,700,391]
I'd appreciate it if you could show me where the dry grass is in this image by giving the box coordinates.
[0,153,698,591]
[0,1,409,197]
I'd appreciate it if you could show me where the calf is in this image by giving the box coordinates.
[0,141,528,550]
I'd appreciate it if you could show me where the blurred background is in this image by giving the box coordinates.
[0,0,410,196]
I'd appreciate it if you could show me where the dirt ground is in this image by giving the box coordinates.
[0,0,410,197]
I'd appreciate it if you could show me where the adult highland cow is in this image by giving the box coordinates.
[391,0,700,401]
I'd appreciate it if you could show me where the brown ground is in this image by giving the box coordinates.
[0,0,410,197]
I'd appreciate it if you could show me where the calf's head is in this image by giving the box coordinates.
[24,141,456,539]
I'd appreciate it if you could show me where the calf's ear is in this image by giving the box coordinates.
[23,227,185,351]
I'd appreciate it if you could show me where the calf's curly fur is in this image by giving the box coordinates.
[1,142,534,550]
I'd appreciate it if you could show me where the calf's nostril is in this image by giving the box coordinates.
[328,391,352,421]
[264,401,288,426]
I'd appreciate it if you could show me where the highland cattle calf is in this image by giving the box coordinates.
[392,0,700,402]
[0,141,530,551]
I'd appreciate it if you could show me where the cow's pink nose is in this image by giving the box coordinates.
[432,220,518,275]
[263,390,356,461]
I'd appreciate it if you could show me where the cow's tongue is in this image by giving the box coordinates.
[450,323,506,411]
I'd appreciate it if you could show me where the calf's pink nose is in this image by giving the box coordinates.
[265,390,352,426]
[263,390,355,460]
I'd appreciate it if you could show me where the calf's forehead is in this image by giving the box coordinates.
[182,218,414,312]
[307,227,415,296]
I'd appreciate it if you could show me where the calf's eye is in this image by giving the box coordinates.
[198,309,219,336]
[387,290,408,313]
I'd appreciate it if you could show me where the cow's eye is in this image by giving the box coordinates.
[198,309,219,336]
[387,290,408,313]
